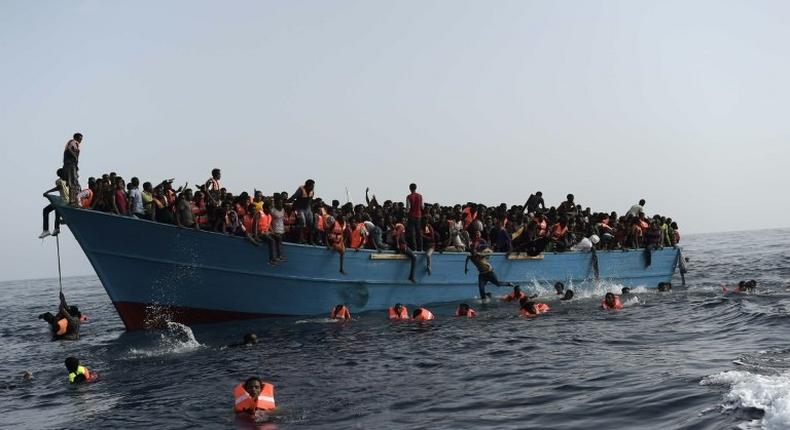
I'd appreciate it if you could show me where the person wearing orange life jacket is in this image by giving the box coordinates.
[330,304,352,321]
[241,203,256,234]
[253,201,281,265]
[191,190,209,228]
[455,303,478,317]
[65,357,98,384]
[327,215,348,274]
[77,177,96,209]
[39,291,81,340]
[348,218,368,250]
[501,285,527,302]
[388,303,410,320]
[412,307,435,321]
[233,376,276,419]
[520,300,550,317]
[601,292,623,310]
[204,168,222,204]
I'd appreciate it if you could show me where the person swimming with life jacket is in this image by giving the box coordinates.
[722,280,757,294]
[233,376,276,422]
[601,292,623,310]
[519,297,550,317]
[465,237,516,301]
[330,304,352,321]
[38,291,83,340]
[455,303,478,317]
[388,303,410,320]
[501,285,526,302]
[412,307,435,321]
[65,357,98,384]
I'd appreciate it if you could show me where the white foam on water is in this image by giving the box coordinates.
[701,370,790,430]
[295,318,341,324]
[127,322,204,358]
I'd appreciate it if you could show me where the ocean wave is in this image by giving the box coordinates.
[701,370,790,430]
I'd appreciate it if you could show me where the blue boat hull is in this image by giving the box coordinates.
[51,197,680,330]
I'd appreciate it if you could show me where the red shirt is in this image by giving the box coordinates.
[407,192,423,219]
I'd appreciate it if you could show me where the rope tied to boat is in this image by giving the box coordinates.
[56,234,63,293]
[591,247,600,280]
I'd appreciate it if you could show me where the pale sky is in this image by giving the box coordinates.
[1,0,789,281]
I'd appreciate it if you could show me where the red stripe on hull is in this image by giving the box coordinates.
[113,301,283,330]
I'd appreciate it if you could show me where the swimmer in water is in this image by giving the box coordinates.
[601,292,623,310]
[233,376,276,421]
[554,282,565,296]
[225,333,258,349]
[64,357,98,384]
[330,304,352,320]
[456,303,477,317]
[657,282,672,292]
[560,290,574,301]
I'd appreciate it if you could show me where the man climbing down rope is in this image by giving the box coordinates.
[39,291,81,340]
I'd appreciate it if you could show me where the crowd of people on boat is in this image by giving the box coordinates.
[41,134,681,268]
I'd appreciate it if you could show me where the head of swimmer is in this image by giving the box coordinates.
[621,287,631,295]
[64,357,80,373]
[412,308,423,319]
[243,333,257,345]
[561,290,574,300]
[554,282,564,295]
[604,292,616,306]
[458,303,470,315]
[244,377,262,398]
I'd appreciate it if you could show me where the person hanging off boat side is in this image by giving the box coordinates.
[392,218,417,283]
[465,236,516,301]
[39,291,81,340]
[39,168,70,238]
[233,376,277,422]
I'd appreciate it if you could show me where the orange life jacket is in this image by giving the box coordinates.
[257,211,272,233]
[551,224,568,240]
[638,219,649,233]
[349,224,366,249]
[330,306,351,320]
[56,318,68,336]
[79,189,94,208]
[521,303,550,317]
[316,214,326,231]
[455,307,478,317]
[536,219,548,236]
[192,201,208,225]
[503,291,526,302]
[601,295,623,310]
[242,213,255,234]
[233,382,275,413]
[388,306,409,320]
[413,308,435,321]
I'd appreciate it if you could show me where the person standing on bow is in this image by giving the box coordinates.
[62,132,83,204]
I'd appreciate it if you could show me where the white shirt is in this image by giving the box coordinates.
[572,237,593,252]
[128,187,144,214]
[627,204,643,217]
[270,208,285,234]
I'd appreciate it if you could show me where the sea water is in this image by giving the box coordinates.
[1,229,789,429]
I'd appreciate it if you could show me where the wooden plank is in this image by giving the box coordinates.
[506,253,545,260]
[370,253,410,260]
